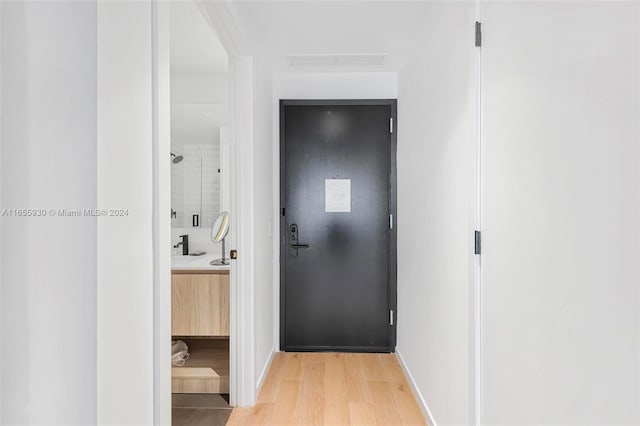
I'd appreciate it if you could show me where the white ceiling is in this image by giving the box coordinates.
[230,1,433,72]
[170,1,228,73]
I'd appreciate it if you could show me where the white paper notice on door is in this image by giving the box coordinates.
[325,179,351,213]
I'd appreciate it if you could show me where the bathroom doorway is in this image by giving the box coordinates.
[169,2,232,424]
[153,1,255,424]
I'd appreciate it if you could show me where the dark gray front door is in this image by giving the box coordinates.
[280,100,397,352]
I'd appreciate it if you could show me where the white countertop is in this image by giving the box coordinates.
[171,253,230,271]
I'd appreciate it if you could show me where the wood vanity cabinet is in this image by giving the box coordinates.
[171,271,229,336]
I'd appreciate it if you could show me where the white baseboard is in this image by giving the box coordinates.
[395,348,438,426]
[256,345,277,395]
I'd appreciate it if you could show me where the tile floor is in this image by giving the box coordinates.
[172,393,232,426]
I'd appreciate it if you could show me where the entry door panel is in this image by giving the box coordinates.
[281,101,396,352]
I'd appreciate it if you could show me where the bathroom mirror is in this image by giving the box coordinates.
[170,130,229,230]
[170,2,230,231]
[210,212,230,265]
[211,211,229,242]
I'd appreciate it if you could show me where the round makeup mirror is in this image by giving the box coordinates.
[210,211,230,265]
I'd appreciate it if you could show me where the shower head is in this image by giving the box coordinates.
[171,153,184,164]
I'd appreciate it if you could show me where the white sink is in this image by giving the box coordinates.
[171,254,230,271]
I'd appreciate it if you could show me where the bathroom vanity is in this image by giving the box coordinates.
[171,257,230,395]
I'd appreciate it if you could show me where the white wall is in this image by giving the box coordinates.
[481,2,640,424]
[396,2,475,425]
[171,72,229,104]
[275,72,397,100]
[170,72,228,160]
[0,1,97,423]
[97,2,154,424]
[253,56,276,390]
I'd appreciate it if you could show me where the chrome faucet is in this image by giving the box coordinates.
[177,235,189,255]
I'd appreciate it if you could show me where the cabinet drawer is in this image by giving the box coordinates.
[171,273,229,336]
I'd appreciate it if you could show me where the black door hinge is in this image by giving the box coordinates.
[475,21,482,47]
[281,207,285,216]
[474,230,481,255]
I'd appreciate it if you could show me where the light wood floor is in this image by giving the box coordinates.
[226,352,427,426]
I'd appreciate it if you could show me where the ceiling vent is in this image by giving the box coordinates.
[286,54,387,68]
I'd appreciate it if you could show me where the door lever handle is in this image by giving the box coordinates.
[290,244,309,248]
[289,224,308,256]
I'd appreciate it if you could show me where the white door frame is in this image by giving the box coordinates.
[151,2,172,424]
[473,1,483,425]
[152,2,256,424]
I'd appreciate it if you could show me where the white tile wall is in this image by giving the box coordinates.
[171,141,220,229]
